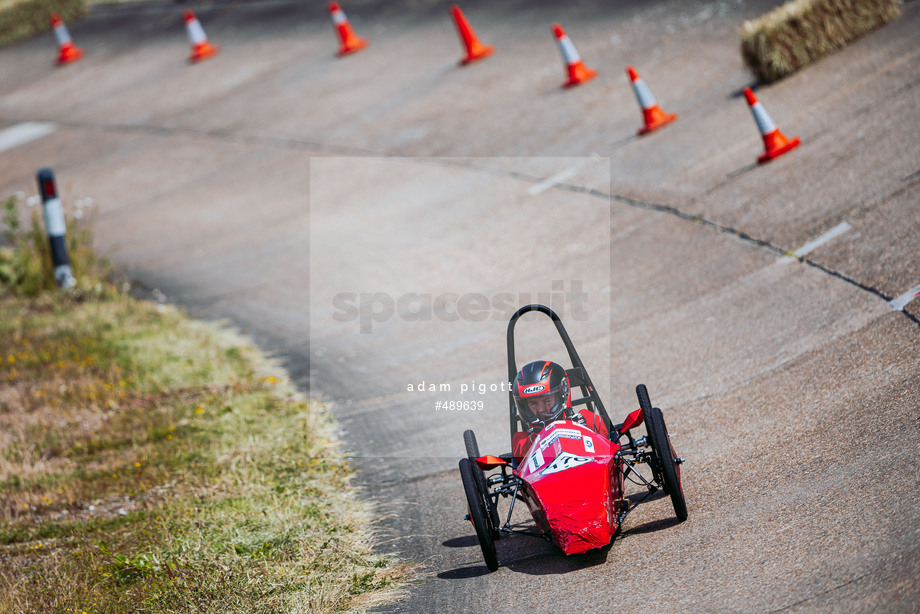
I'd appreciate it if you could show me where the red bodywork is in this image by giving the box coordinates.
[513,420,624,554]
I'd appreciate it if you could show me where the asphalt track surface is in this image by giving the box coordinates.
[1,0,919,611]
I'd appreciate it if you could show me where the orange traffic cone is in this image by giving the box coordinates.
[184,10,218,63]
[50,14,83,65]
[744,87,800,164]
[552,23,596,88]
[451,5,492,65]
[329,2,367,56]
[627,66,677,135]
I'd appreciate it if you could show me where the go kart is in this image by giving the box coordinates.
[459,304,687,571]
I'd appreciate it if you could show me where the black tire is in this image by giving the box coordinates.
[463,428,480,459]
[463,429,500,536]
[636,385,688,522]
[636,384,652,416]
[635,384,662,485]
[459,458,498,571]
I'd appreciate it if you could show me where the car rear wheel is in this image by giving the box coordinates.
[636,385,688,522]
[459,457,498,571]
[463,429,500,536]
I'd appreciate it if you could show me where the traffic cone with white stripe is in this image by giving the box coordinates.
[184,10,218,63]
[50,14,83,65]
[744,87,800,164]
[329,2,367,56]
[552,23,596,88]
[627,66,676,135]
[451,5,492,65]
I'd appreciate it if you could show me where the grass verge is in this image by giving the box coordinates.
[740,0,901,84]
[0,193,408,613]
[0,0,86,49]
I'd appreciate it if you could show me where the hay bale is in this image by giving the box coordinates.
[741,0,901,84]
[0,0,87,48]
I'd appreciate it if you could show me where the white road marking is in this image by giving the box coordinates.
[891,284,920,311]
[779,222,852,262]
[527,166,579,195]
[526,155,604,196]
[793,222,852,258]
[0,122,56,153]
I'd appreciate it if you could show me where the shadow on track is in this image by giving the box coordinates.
[439,488,681,577]
[620,516,683,537]
[442,535,479,548]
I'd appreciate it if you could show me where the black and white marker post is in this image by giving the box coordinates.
[36,167,76,289]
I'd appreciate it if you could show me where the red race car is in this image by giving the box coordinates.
[459,304,688,571]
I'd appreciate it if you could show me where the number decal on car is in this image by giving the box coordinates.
[527,446,546,473]
[540,452,592,475]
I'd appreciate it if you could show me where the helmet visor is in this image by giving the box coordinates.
[517,385,565,420]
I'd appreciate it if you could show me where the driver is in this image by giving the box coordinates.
[511,360,608,460]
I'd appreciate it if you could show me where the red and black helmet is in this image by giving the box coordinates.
[512,360,571,428]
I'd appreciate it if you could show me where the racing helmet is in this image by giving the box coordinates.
[513,360,571,428]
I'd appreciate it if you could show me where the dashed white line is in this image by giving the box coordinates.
[891,284,920,311]
[793,222,852,258]
[0,122,56,153]
[779,221,852,262]
[527,166,579,196]
[526,155,604,196]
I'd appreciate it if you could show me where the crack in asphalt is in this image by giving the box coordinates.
[769,570,873,613]
[419,161,920,329]
[9,116,917,328]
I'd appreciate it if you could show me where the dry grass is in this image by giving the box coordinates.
[0,0,86,48]
[1,195,117,298]
[741,0,901,83]
[0,196,410,613]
